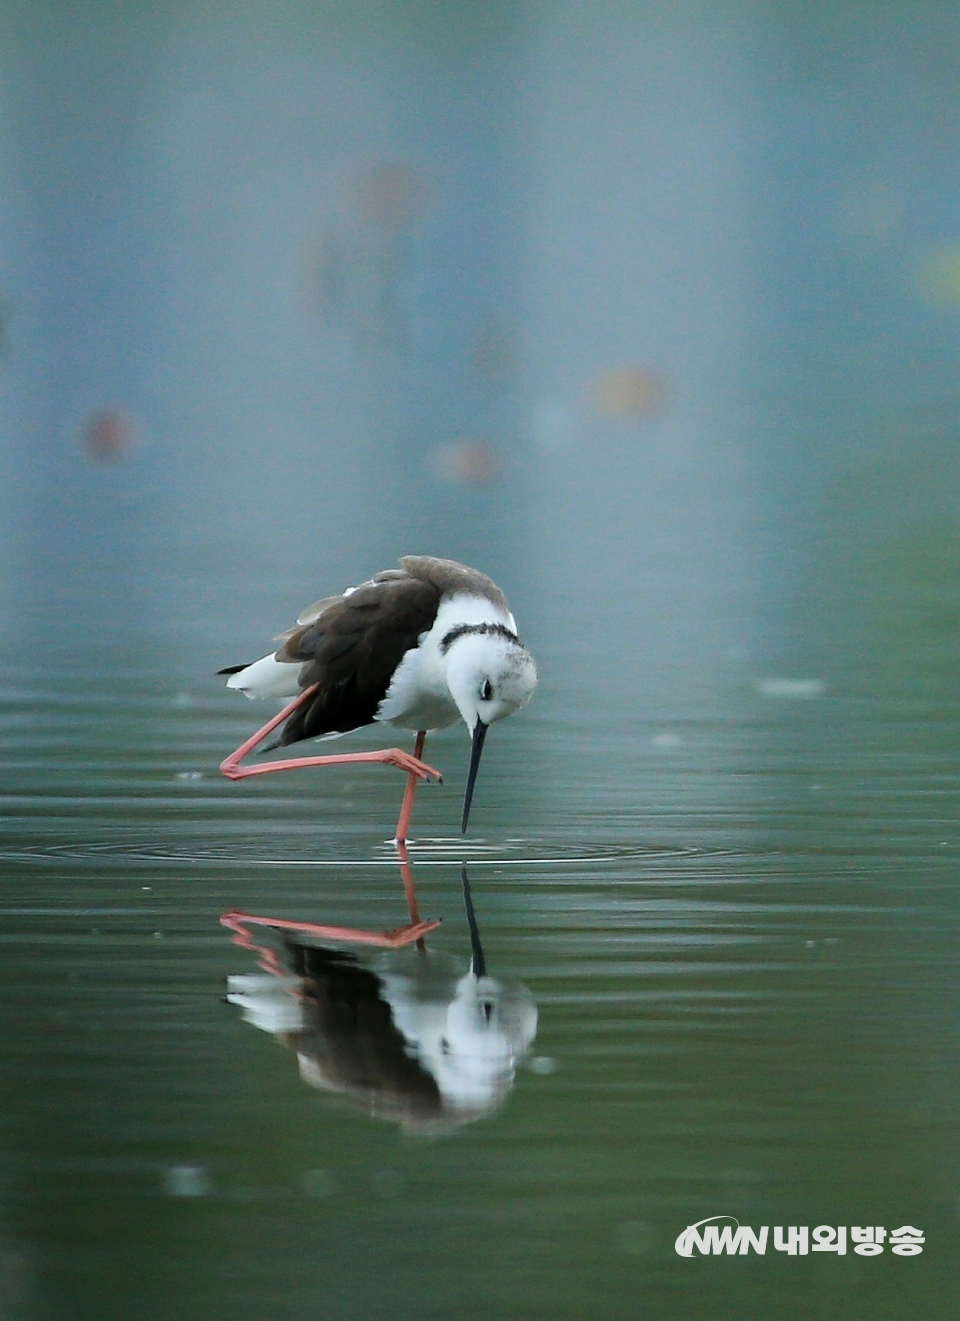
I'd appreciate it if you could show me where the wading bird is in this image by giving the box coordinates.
[218,556,537,841]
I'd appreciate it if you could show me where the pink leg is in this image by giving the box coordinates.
[393,730,427,845]
[220,686,441,784]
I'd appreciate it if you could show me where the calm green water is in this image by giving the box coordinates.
[2,522,959,1321]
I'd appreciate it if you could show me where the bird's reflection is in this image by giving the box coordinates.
[225,865,537,1133]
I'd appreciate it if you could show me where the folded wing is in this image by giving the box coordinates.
[275,572,440,744]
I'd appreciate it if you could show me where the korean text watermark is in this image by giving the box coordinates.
[675,1216,924,1257]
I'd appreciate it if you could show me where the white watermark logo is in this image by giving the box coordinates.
[675,1217,766,1256]
[675,1216,924,1257]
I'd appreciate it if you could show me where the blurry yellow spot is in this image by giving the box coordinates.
[593,367,667,417]
[915,244,960,307]
[429,439,499,486]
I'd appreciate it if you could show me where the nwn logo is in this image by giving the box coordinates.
[675,1217,768,1256]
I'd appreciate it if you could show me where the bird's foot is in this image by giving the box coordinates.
[375,749,442,782]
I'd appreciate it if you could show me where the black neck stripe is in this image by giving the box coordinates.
[439,621,520,654]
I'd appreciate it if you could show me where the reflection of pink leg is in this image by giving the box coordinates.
[221,907,441,960]
[220,686,441,784]
[395,839,428,952]
[395,840,420,922]
[394,731,427,844]
[220,839,438,958]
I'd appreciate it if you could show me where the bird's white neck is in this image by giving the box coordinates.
[432,592,517,642]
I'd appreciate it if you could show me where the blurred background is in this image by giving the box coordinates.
[4,0,960,687]
[2,2,960,1319]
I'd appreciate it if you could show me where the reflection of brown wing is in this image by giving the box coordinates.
[274,573,439,745]
[288,945,442,1122]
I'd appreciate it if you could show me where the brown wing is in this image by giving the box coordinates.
[273,573,440,745]
[399,555,509,611]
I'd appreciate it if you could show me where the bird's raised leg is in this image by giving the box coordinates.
[393,730,428,845]
[220,686,441,784]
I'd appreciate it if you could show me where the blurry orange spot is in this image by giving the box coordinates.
[915,244,960,307]
[429,439,500,486]
[355,162,427,232]
[84,407,134,461]
[593,368,667,417]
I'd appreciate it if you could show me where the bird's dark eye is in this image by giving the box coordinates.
[480,680,493,701]
[440,1037,451,1055]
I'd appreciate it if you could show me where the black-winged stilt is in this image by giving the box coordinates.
[218,556,537,841]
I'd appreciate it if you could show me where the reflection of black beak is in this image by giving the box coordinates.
[461,863,487,978]
[461,719,488,834]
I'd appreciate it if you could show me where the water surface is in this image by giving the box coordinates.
[2,534,959,1321]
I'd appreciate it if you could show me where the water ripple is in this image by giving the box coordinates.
[0,833,710,867]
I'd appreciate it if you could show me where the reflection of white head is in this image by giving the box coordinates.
[382,967,538,1112]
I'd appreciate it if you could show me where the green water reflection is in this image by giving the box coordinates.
[3,518,960,1320]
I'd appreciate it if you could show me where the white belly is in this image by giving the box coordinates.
[374,592,515,733]
[374,644,460,731]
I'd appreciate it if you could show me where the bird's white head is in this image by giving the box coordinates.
[444,626,537,733]
[443,625,537,832]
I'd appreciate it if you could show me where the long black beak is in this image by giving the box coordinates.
[461,863,487,978]
[461,719,488,834]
